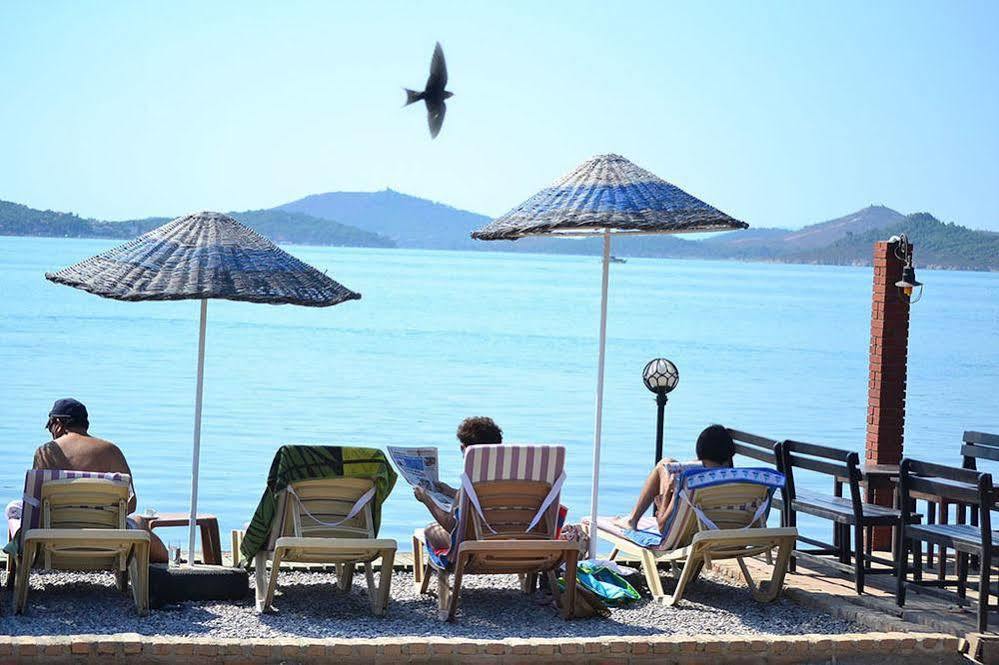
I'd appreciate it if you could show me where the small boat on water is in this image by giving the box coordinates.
[609,256,627,264]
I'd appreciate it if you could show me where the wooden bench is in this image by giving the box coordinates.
[896,458,998,633]
[726,428,784,517]
[780,439,912,594]
[918,431,999,576]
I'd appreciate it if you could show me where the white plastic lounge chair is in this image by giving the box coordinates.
[586,466,797,606]
[11,470,150,615]
[413,444,579,621]
[241,476,397,615]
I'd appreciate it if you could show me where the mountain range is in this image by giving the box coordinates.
[2,192,997,271]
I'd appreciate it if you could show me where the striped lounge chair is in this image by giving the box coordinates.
[586,466,797,606]
[412,444,580,621]
[7,469,150,615]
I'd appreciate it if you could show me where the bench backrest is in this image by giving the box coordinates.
[726,428,780,469]
[961,431,999,470]
[780,439,863,512]
[899,458,994,535]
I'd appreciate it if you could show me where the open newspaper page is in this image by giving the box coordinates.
[386,446,454,511]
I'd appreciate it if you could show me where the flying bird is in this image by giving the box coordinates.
[404,42,452,139]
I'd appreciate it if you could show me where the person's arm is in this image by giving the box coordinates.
[415,486,456,531]
[114,447,138,514]
[434,481,458,499]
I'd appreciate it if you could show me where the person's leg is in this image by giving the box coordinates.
[622,462,672,530]
[148,531,168,564]
[424,523,452,552]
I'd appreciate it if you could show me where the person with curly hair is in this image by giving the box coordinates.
[415,416,502,551]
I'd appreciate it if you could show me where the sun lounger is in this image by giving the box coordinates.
[10,470,150,615]
[413,444,579,621]
[233,445,398,616]
[586,467,796,606]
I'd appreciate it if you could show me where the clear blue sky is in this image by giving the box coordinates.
[2,1,997,230]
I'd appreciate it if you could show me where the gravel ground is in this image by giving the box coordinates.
[0,568,867,639]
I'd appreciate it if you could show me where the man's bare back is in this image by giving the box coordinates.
[33,433,136,513]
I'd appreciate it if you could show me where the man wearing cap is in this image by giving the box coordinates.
[31,398,169,563]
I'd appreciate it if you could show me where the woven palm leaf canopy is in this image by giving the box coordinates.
[472,154,747,558]
[46,211,360,564]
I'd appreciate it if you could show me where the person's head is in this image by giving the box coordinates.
[695,424,735,467]
[456,416,502,451]
[45,398,89,438]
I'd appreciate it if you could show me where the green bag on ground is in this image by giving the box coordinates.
[572,561,641,604]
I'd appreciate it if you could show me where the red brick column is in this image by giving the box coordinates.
[866,239,911,548]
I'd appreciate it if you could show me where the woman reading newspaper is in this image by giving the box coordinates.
[414,417,503,551]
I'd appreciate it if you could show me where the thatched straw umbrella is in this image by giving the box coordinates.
[472,154,747,558]
[46,211,360,564]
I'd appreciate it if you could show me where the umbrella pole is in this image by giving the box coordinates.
[187,299,208,566]
[587,230,611,560]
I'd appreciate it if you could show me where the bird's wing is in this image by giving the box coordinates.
[427,100,446,138]
[426,42,447,91]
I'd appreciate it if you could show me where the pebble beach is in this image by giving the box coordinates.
[1,568,866,640]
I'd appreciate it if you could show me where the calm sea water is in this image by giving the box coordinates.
[1,236,997,549]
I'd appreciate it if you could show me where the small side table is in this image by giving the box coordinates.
[135,513,223,566]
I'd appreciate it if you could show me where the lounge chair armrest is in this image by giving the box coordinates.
[274,537,397,550]
[457,540,579,553]
[24,528,150,543]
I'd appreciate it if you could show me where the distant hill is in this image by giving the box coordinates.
[792,213,999,271]
[0,200,395,248]
[278,189,486,250]
[3,195,996,270]
[704,205,906,258]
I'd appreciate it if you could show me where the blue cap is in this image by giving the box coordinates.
[46,398,88,428]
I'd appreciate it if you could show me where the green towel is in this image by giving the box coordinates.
[239,445,397,564]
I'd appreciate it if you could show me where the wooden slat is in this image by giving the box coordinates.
[965,431,999,447]
[783,439,854,462]
[905,458,985,485]
[963,444,999,463]
[906,475,982,504]
[786,454,850,478]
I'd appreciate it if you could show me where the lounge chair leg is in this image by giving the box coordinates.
[412,534,424,590]
[666,552,701,606]
[639,548,665,602]
[608,547,619,561]
[752,538,792,603]
[563,548,578,620]
[129,542,150,616]
[420,562,432,595]
[436,571,450,622]
[446,556,465,622]
[375,549,394,616]
[264,549,284,611]
[14,544,35,614]
[337,563,356,593]
[254,552,268,612]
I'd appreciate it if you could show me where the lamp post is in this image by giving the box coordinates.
[642,358,679,466]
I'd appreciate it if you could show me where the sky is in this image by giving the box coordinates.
[1,1,998,230]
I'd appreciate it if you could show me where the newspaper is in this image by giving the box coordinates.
[387,446,454,511]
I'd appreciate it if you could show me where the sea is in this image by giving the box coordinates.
[1,236,997,550]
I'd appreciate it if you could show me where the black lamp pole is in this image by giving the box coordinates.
[654,391,669,465]
[642,358,679,467]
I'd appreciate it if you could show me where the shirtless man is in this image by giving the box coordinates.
[33,398,168,563]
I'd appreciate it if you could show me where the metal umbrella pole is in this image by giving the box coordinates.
[587,230,612,560]
[187,299,208,566]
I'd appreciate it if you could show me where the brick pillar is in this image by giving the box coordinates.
[866,239,911,548]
